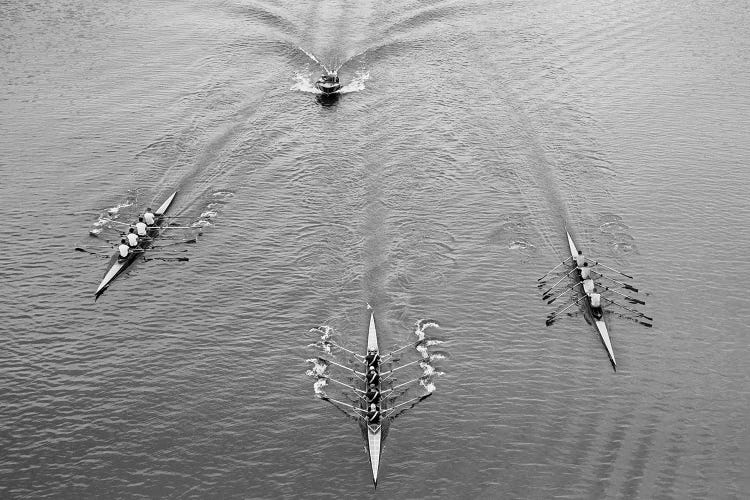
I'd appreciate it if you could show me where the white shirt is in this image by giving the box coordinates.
[590,293,601,307]
[118,243,129,258]
[582,278,595,295]
[135,221,148,236]
[143,211,156,225]
[580,266,591,279]
[126,233,139,247]
[575,253,585,267]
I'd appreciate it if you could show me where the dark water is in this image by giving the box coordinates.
[2,0,749,498]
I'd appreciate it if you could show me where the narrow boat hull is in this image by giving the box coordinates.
[365,312,382,486]
[95,192,177,299]
[566,231,617,370]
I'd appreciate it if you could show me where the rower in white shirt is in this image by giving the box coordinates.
[135,217,148,237]
[582,277,595,296]
[143,208,156,226]
[118,239,130,259]
[126,228,139,247]
[575,250,585,267]
[580,262,592,279]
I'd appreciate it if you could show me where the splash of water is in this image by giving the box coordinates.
[420,380,436,393]
[313,378,328,396]
[414,319,440,341]
[306,358,329,377]
[90,201,135,235]
[310,325,333,341]
[420,361,444,378]
[291,72,322,94]
[339,70,370,94]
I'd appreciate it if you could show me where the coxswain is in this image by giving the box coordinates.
[367,403,380,425]
[117,239,130,260]
[135,217,148,237]
[580,262,591,280]
[143,208,156,226]
[582,277,595,296]
[590,287,603,319]
[575,250,585,267]
[126,227,139,247]
[366,365,379,386]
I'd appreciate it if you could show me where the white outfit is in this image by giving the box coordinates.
[126,233,139,247]
[580,266,591,279]
[143,212,156,225]
[590,293,601,307]
[582,278,595,295]
[118,243,129,258]
[135,221,148,236]
[575,253,585,267]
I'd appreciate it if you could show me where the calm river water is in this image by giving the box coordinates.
[1,0,748,498]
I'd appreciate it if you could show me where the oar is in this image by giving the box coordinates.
[610,311,653,328]
[143,256,189,262]
[602,298,653,321]
[74,247,111,259]
[539,268,576,293]
[321,340,364,359]
[593,261,634,280]
[545,283,580,304]
[380,340,423,362]
[602,286,645,305]
[546,295,586,326]
[319,358,365,379]
[537,257,573,281]
[381,359,424,378]
[318,395,366,417]
[382,393,432,416]
[153,238,198,247]
[389,376,429,392]
[320,375,359,392]
[594,273,638,293]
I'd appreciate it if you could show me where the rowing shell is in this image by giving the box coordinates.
[566,231,617,370]
[365,312,382,487]
[95,192,177,299]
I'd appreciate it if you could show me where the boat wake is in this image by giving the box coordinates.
[292,46,370,95]
[291,70,370,95]
[89,199,135,235]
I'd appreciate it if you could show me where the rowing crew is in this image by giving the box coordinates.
[116,208,157,259]
[365,349,381,425]
[574,251,603,319]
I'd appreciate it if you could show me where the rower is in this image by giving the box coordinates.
[366,365,379,386]
[135,216,148,237]
[367,403,380,425]
[126,227,139,247]
[575,250,585,267]
[117,239,130,260]
[590,287,603,319]
[580,262,592,279]
[365,349,380,368]
[143,208,156,226]
[366,383,380,405]
[582,277,595,296]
